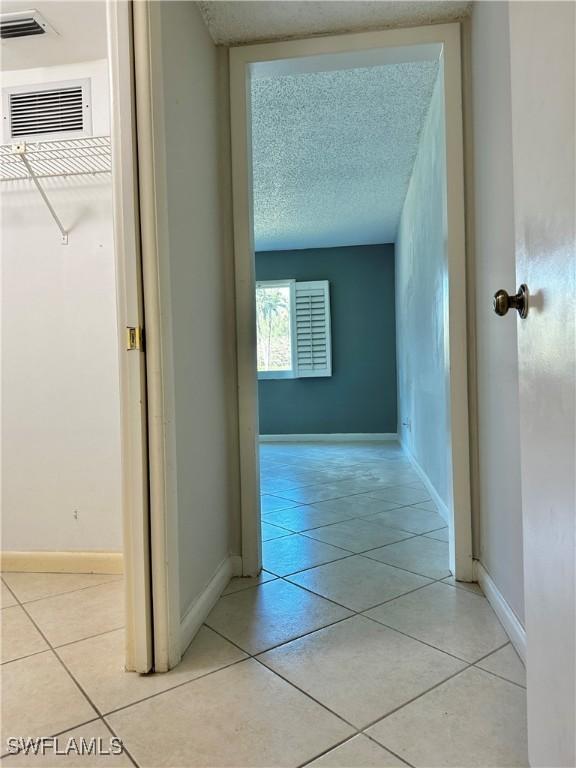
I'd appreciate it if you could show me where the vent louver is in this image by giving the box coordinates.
[1,16,44,38]
[3,79,92,142]
[0,10,54,39]
[9,87,84,138]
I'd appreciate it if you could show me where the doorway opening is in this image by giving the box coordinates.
[229,26,472,586]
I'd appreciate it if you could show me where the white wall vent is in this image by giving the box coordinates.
[2,79,92,142]
[0,10,57,39]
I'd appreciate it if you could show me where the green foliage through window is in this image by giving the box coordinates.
[256,284,292,372]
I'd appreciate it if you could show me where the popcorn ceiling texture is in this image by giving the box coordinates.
[197,1,471,46]
[251,61,440,251]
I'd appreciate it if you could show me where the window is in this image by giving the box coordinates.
[256,279,331,379]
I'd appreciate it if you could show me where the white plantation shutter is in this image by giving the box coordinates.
[294,281,332,377]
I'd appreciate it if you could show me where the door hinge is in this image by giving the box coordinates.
[126,326,143,351]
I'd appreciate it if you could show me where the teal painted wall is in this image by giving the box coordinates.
[256,244,397,435]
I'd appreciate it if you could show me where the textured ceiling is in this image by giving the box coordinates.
[252,60,439,251]
[197,1,470,45]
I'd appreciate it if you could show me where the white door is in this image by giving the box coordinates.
[107,0,153,673]
[507,3,575,765]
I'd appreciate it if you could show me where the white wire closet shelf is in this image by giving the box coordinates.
[0,136,112,244]
[0,135,111,181]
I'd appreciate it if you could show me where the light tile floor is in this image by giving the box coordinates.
[1,442,528,767]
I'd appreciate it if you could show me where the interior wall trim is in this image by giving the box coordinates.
[259,433,398,443]
[0,551,123,574]
[179,555,242,654]
[474,560,527,662]
[401,439,450,525]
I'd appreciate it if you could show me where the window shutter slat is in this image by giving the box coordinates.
[294,280,332,378]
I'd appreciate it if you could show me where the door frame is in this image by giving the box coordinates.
[229,23,474,580]
[106,0,153,673]
[107,0,182,672]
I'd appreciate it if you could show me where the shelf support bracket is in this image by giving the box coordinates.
[14,143,69,245]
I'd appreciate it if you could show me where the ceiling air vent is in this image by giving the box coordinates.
[2,79,92,142]
[0,10,56,39]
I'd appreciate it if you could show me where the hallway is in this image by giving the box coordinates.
[1,442,528,767]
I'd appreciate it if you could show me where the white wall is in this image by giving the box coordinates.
[155,2,240,619]
[469,1,524,624]
[1,59,122,553]
[396,70,450,511]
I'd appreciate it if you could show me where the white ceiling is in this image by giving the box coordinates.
[1,1,107,71]
[197,1,470,46]
[252,59,439,251]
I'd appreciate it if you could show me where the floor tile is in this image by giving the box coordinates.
[303,517,414,553]
[272,484,363,505]
[366,582,508,662]
[288,556,431,612]
[59,626,247,714]
[476,643,526,687]
[260,494,299,515]
[1,605,49,663]
[308,735,405,767]
[263,504,352,533]
[367,486,432,506]
[441,576,483,595]
[409,501,439,513]
[320,478,400,495]
[25,580,124,647]
[365,536,450,580]
[259,616,465,728]
[2,573,122,605]
[1,651,97,743]
[367,667,528,767]
[365,506,446,535]
[222,571,276,595]
[311,495,403,518]
[402,480,430,491]
[259,474,314,494]
[261,521,291,541]
[206,579,351,654]
[262,534,348,576]
[106,658,354,767]
[423,527,449,542]
[1,580,18,608]
[1,720,132,766]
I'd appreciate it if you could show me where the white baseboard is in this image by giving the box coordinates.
[400,441,450,524]
[474,560,527,663]
[179,555,242,655]
[0,551,123,574]
[259,433,398,443]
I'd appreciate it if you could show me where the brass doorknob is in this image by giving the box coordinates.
[493,284,528,318]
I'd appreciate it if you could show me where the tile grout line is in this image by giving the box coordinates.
[0,578,141,768]
[361,733,417,768]
[358,639,513,733]
[261,500,445,535]
[3,448,515,767]
[261,532,448,582]
[0,576,123,608]
[1,624,129,669]
[266,486,432,508]
[5,553,438,761]
[100,655,251,720]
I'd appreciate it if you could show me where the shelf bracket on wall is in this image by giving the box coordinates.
[14,143,69,245]
[0,136,112,246]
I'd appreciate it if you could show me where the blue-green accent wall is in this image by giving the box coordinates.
[256,244,397,435]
